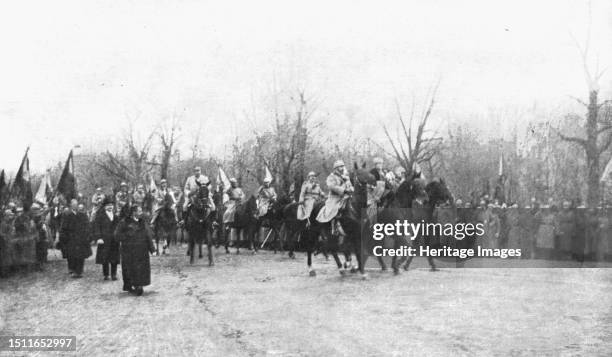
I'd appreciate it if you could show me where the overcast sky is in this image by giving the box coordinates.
[1,0,611,173]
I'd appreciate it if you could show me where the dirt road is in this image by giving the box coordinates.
[1,246,611,356]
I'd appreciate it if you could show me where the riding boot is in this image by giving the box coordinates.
[331,219,337,236]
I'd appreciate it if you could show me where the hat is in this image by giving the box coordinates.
[198,176,211,185]
[120,182,128,187]
[31,203,41,210]
[160,179,167,184]
[229,177,237,183]
[263,177,272,183]
[307,171,316,177]
[102,196,114,207]
[333,160,345,169]
[373,157,383,164]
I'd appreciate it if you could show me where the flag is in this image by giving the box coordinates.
[601,157,612,182]
[34,171,53,204]
[217,166,231,192]
[498,151,504,177]
[413,161,426,180]
[264,165,273,183]
[0,169,6,205]
[148,174,158,193]
[11,148,33,210]
[57,150,77,202]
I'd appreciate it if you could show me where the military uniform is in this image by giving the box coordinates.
[132,190,146,209]
[115,190,130,213]
[316,172,352,223]
[297,181,324,220]
[151,187,177,223]
[223,186,244,224]
[256,185,277,218]
[183,175,211,210]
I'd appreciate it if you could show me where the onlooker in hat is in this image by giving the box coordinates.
[92,197,119,281]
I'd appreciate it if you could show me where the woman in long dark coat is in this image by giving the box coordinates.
[115,205,156,296]
[92,197,119,280]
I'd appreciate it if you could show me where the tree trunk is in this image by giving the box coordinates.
[586,90,600,207]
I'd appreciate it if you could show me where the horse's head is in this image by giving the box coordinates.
[191,185,210,210]
[395,176,428,208]
[162,192,175,209]
[425,177,454,207]
[350,162,376,209]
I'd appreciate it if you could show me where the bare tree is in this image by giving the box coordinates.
[95,121,157,185]
[554,22,612,207]
[159,113,182,180]
[382,81,443,175]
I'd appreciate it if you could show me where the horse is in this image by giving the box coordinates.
[226,195,258,254]
[184,185,215,265]
[257,195,291,253]
[211,190,228,252]
[152,193,178,255]
[294,163,374,278]
[378,176,454,273]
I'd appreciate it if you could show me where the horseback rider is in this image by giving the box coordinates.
[223,177,245,243]
[132,184,147,209]
[90,187,105,222]
[115,182,131,215]
[370,157,386,181]
[183,166,212,211]
[256,177,277,219]
[316,160,354,236]
[297,171,325,223]
[151,179,178,224]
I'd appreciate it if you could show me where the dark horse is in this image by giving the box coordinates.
[378,176,454,273]
[282,163,374,278]
[226,195,258,254]
[152,193,178,255]
[257,195,291,253]
[184,185,215,265]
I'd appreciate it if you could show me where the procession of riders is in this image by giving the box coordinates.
[2,155,611,288]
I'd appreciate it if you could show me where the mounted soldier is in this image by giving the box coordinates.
[132,184,147,209]
[223,178,245,243]
[115,182,131,217]
[90,187,105,222]
[316,160,354,236]
[151,179,177,224]
[183,166,212,211]
[256,174,277,218]
[297,171,325,223]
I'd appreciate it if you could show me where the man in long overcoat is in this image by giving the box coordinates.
[93,197,119,280]
[59,199,92,278]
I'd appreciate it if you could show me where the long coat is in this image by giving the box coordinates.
[223,187,244,224]
[116,218,155,287]
[316,172,351,223]
[59,211,92,260]
[92,211,120,264]
[297,181,324,220]
[256,186,277,218]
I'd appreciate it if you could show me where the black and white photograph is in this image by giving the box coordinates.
[1,0,611,355]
